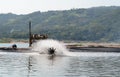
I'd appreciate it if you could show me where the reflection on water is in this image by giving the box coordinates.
[0,53,28,77]
[0,52,120,77]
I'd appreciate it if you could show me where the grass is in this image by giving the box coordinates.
[0,38,28,43]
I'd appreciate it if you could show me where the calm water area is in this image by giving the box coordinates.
[0,43,120,77]
[0,43,29,48]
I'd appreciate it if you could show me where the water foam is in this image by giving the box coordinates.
[32,39,70,56]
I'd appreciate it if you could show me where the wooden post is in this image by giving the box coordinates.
[29,21,32,47]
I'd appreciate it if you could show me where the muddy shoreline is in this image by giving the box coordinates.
[0,45,120,52]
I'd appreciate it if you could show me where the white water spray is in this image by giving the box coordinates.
[32,39,71,56]
[32,39,120,57]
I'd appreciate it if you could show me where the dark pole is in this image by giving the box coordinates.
[29,21,32,47]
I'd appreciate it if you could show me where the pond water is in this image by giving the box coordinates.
[0,43,29,48]
[0,51,120,77]
[1,40,120,77]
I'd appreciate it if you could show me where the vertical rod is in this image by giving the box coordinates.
[29,21,32,47]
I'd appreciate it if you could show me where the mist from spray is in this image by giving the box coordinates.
[32,39,72,56]
[32,39,120,57]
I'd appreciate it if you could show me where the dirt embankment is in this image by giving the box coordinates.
[66,42,120,48]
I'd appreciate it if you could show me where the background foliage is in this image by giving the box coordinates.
[0,6,120,42]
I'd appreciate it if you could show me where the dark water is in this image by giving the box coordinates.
[0,51,120,77]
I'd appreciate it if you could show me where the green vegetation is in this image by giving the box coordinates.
[0,38,12,43]
[0,38,28,43]
[0,6,120,42]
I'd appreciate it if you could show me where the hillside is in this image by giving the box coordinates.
[0,6,120,42]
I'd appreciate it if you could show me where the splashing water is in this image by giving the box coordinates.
[32,39,71,56]
[32,39,120,57]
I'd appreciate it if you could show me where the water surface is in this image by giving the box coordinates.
[0,43,29,48]
[0,51,120,77]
